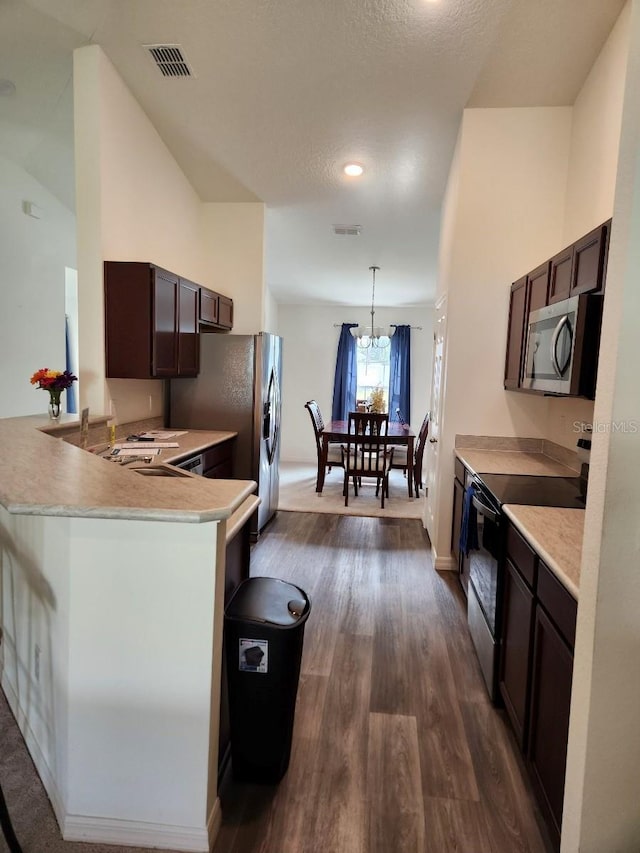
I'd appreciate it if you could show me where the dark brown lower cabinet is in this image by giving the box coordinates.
[499,559,535,749]
[202,439,235,479]
[499,523,577,852]
[528,607,574,850]
[218,505,252,780]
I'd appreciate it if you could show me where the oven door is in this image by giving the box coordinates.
[467,490,502,700]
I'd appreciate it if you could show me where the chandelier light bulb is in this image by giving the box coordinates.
[343,163,364,177]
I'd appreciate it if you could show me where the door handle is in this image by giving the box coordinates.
[429,437,438,444]
[550,314,571,377]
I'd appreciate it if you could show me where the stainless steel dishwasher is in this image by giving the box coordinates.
[175,454,204,476]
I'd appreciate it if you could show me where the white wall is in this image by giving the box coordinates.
[264,285,280,335]
[563,3,631,245]
[73,46,266,424]
[546,1,632,451]
[562,3,639,849]
[74,45,206,421]
[0,155,75,417]
[430,107,573,559]
[201,203,265,335]
[278,302,434,463]
[1,504,224,848]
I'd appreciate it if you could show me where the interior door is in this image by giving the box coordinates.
[424,296,447,538]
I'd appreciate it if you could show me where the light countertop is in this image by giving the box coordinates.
[0,417,255,523]
[455,441,583,598]
[456,448,578,478]
[503,505,584,599]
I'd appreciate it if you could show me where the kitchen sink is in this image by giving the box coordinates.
[131,464,193,478]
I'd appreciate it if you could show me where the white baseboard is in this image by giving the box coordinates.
[432,546,457,572]
[63,812,212,852]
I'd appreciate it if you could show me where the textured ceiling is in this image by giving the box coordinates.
[4,0,627,306]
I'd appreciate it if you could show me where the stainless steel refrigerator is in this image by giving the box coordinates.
[168,332,283,539]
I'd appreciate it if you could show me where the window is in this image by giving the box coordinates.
[356,345,391,410]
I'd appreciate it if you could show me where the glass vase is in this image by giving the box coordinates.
[48,390,62,420]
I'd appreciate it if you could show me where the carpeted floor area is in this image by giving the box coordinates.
[278,461,424,520]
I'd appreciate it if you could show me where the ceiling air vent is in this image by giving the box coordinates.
[332,225,361,237]
[144,44,194,78]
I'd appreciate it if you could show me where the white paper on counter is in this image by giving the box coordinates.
[113,442,180,449]
[110,448,161,457]
[139,431,188,439]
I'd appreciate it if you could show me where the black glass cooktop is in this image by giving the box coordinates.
[475,473,586,509]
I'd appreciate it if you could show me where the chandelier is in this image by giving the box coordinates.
[350,266,395,348]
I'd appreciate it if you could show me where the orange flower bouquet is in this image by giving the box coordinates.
[30,368,77,420]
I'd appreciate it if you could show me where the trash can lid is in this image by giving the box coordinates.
[225,577,311,627]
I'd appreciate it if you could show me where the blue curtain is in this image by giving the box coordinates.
[389,324,411,423]
[332,323,358,421]
[65,315,77,414]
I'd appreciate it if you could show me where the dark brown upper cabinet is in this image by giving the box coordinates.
[218,295,234,330]
[571,221,609,297]
[199,287,234,331]
[504,276,528,390]
[548,244,574,304]
[105,261,199,379]
[527,261,550,315]
[200,286,219,325]
[504,218,611,395]
[177,278,200,376]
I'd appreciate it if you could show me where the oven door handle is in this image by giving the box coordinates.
[472,494,499,524]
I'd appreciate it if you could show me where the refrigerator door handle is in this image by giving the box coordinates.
[264,366,281,465]
[263,400,271,440]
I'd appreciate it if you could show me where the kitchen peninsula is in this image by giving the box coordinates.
[0,415,257,852]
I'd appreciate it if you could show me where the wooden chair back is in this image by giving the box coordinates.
[413,412,430,495]
[304,400,325,455]
[342,412,393,507]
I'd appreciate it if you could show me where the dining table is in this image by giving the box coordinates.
[318,420,416,497]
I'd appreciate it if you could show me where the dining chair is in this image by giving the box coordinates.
[342,412,394,508]
[304,400,343,491]
[412,412,430,496]
[390,411,430,496]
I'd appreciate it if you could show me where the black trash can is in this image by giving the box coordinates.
[224,576,311,783]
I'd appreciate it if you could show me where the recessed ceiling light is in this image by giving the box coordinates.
[343,163,364,177]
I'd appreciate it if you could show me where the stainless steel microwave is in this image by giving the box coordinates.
[522,294,603,397]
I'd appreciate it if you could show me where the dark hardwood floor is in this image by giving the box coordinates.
[214,511,552,853]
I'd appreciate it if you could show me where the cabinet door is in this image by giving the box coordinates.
[178,279,199,376]
[548,246,574,304]
[528,261,550,313]
[218,295,234,329]
[571,222,608,297]
[104,261,154,379]
[200,287,219,325]
[528,607,574,849]
[504,276,528,390]
[499,559,535,749]
[151,268,179,377]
